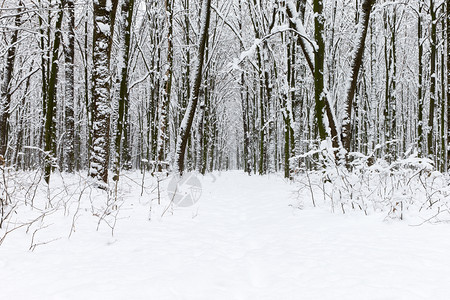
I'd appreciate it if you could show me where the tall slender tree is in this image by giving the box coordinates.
[418,0,424,157]
[175,0,212,174]
[157,0,174,172]
[313,0,327,141]
[64,0,75,173]
[43,0,64,183]
[0,2,22,159]
[114,0,135,180]
[341,0,375,154]
[428,0,437,158]
[447,0,450,169]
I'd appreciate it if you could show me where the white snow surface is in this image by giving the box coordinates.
[1,171,450,299]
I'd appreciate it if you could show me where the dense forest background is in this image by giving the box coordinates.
[0,0,449,186]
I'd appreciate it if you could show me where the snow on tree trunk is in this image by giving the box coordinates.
[447,0,450,169]
[156,0,174,173]
[64,0,75,173]
[313,0,327,142]
[44,1,64,183]
[341,0,375,154]
[0,3,21,159]
[418,1,424,157]
[427,0,436,158]
[90,0,118,186]
[175,0,212,174]
[114,0,134,181]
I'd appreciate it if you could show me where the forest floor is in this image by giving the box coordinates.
[1,171,450,299]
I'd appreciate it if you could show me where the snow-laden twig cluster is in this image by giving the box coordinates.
[0,166,173,248]
[294,146,450,223]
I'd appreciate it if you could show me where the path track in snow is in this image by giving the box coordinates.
[1,171,450,299]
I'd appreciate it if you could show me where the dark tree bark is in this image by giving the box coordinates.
[13,63,34,169]
[238,0,251,175]
[341,0,375,153]
[64,0,75,173]
[0,3,22,159]
[157,0,174,172]
[427,0,436,157]
[175,0,212,174]
[418,1,424,157]
[313,0,327,141]
[114,0,135,180]
[285,1,313,74]
[447,0,450,169]
[90,0,119,186]
[84,7,92,167]
[287,0,339,150]
[44,0,64,183]
[441,14,446,171]
[284,33,296,178]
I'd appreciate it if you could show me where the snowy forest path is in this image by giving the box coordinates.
[2,171,450,299]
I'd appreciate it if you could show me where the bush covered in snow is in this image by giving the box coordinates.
[294,146,450,223]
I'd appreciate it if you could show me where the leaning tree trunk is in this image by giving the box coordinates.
[175,0,212,174]
[0,3,22,159]
[90,0,118,186]
[43,0,64,183]
[341,0,375,154]
[288,0,339,150]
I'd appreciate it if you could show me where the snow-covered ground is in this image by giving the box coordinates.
[1,171,450,299]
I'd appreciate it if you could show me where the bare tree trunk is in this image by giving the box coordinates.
[157,0,174,172]
[427,0,436,158]
[44,0,64,183]
[238,0,250,175]
[418,1,424,157]
[90,0,119,186]
[285,1,313,74]
[441,23,446,171]
[284,32,296,178]
[287,0,339,150]
[313,0,327,141]
[175,0,212,174]
[447,0,450,169]
[341,0,375,153]
[196,93,206,173]
[114,0,135,180]
[13,62,33,168]
[84,7,92,167]
[64,0,75,173]
[0,3,22,159]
